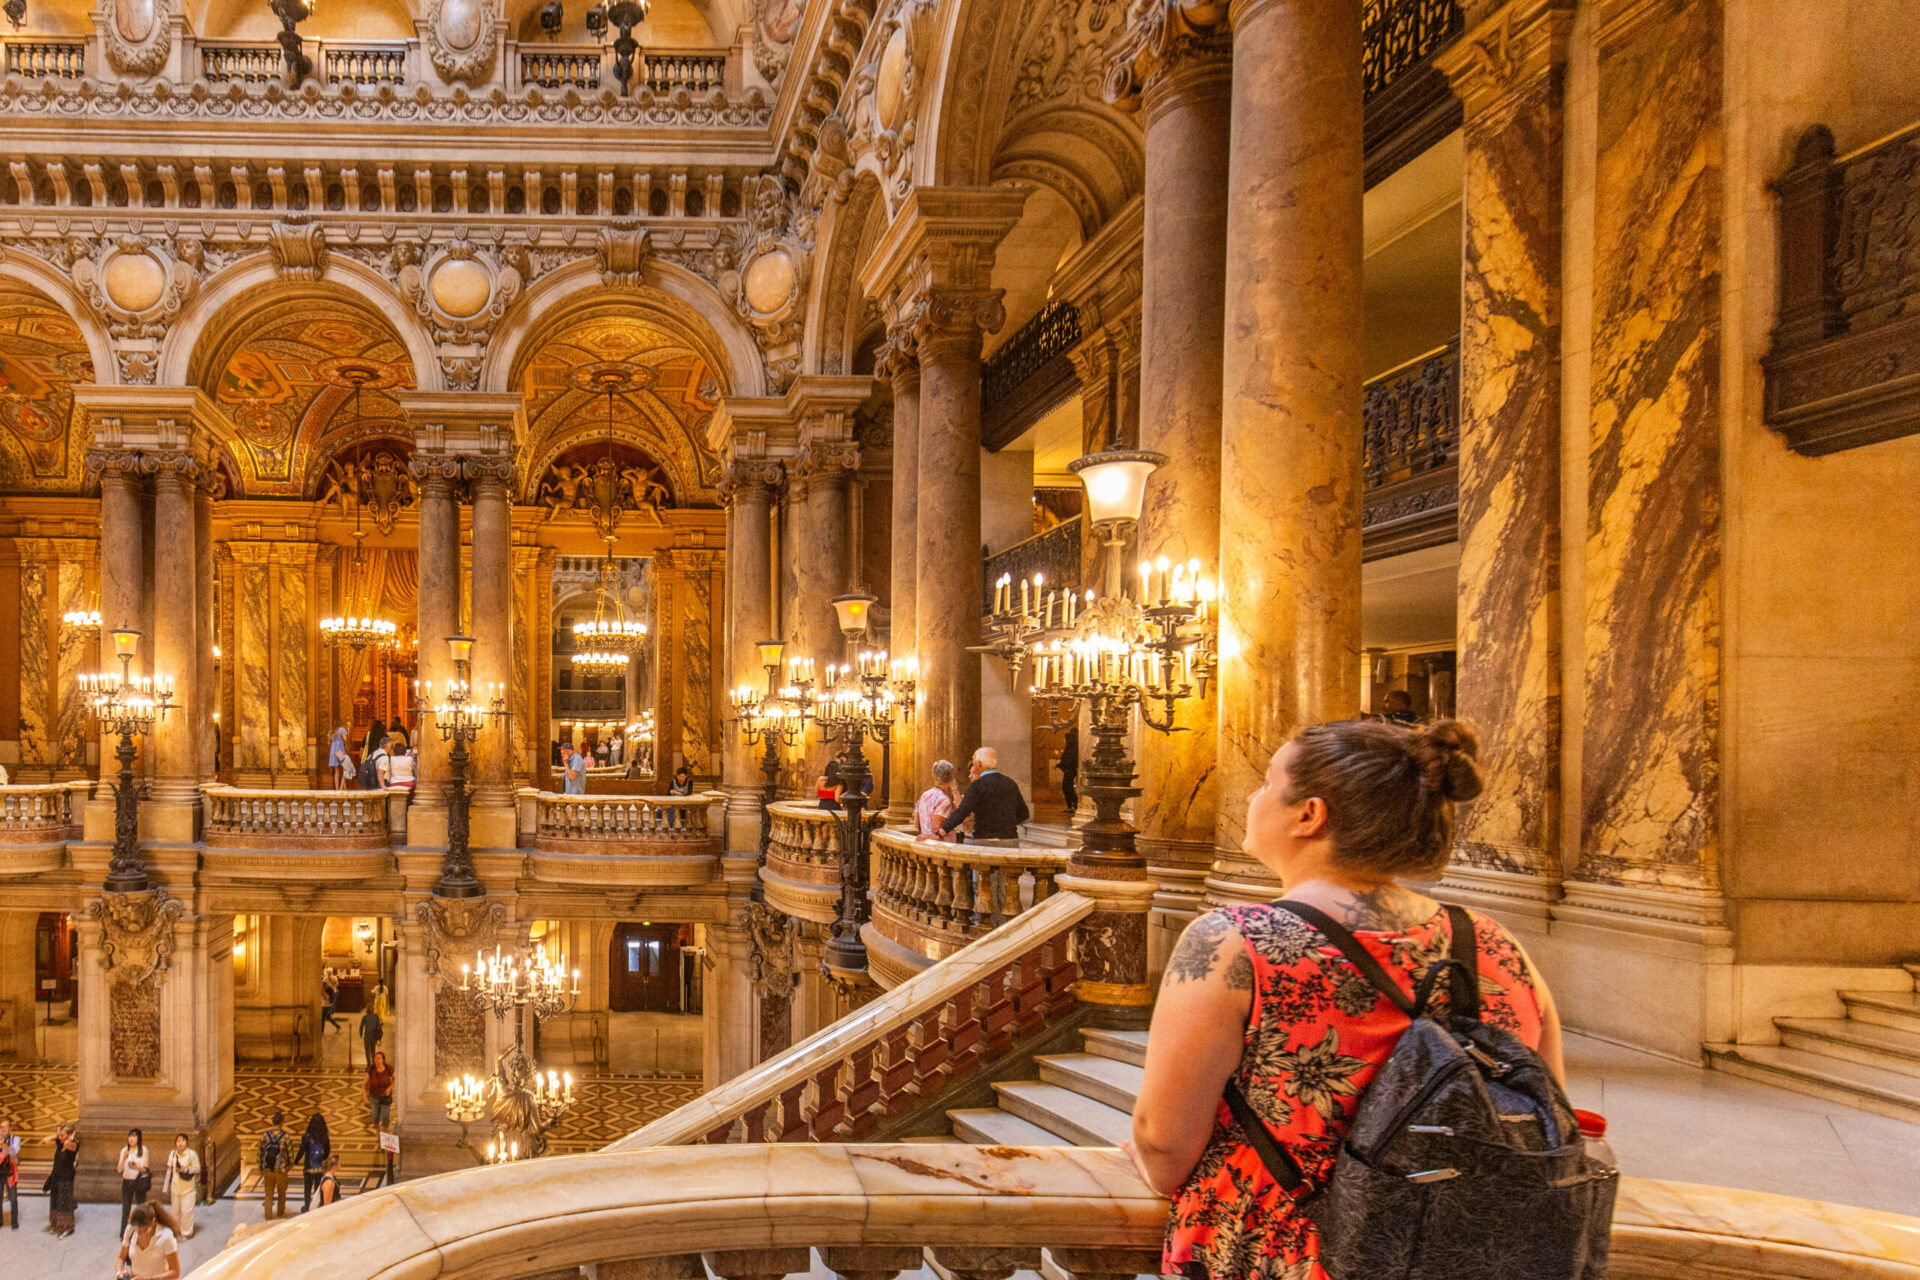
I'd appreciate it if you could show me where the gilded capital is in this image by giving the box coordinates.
[1104,0,1232,112]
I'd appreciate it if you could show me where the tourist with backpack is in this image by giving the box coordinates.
[358,737,389,790]
[257,1112,290,1221]
[299,1113,331,1212]
[1129,719,1614,1280]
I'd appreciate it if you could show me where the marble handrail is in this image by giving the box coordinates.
[870,827,1068,950]
[201,786,394,849]
[534,790,723,844]
[0,782,83,840]
[613,889,1094,1149]
[183,1145,1920,1280]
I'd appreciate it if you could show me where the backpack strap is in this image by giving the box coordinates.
[1272,901,1415,1018]
[1222,1080,1311,1200]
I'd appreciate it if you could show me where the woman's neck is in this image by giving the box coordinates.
[1282,876,1437,932]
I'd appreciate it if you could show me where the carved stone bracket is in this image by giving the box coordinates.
[413,894,510,985]
[267,218,329,281]
[85,886,185,988]
[745,901,801,997]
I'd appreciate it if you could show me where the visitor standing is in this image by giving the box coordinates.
[1128,720,1567,1279]
[1057,726,1079,815]
[117,1202,180,1280]
[387,742,416,796]
[938,748,1030,843]
[328,724,351,789]
[914,760,961,838]
[45,1123,78,1236]
[321,965,342,1033]
[366,1050,395,1128]
[361,717,387,768]
[357,1002,383,1072]
[256,1112,290,1221]
[164,1133,200,1240]
[0,1116,17,1230]
[299,1113,330,1212]
[315,1154,342,1208]
[1381,688,1419,726]
[564,742,589,795]
[117,1128,151,1232]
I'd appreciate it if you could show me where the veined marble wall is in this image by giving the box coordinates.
[226,541,319,783]
[277,558,311,775]
[236,555,273,774]
[656,547,722,782]
[18,558,50,768]
[1578,0,1723,893]
[13,539,96,778]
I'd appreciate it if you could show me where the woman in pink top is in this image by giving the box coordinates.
[913,759,960,837]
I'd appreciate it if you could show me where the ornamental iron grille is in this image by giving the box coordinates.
[1362,0,1464,101]
[1362,338,1460,488]
[982,300,1081,417]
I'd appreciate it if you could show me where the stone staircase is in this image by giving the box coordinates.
[946,1026,1145,1147]
[1706,964,1920,1123]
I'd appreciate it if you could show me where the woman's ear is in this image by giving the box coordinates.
[1291,796,1330,839]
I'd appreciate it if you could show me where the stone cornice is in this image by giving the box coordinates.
[393,390,525,457]
[1051,195,1144,331]
[71,384,230,457]
[857,185,1032,325]
[1433,0,1575,121]
[705,374,874,461]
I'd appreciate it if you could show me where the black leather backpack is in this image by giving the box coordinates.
[1224,902,1617,1280]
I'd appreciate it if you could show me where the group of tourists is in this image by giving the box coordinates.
[326,719,417,794]
[913,747,1032,843]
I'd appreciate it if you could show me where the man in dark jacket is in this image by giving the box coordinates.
[939,747,1030,843]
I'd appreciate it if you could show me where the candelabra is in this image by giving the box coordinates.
[444,944,581,1160]
[729,638,816,898]
[976,450,1217,877]
[411,634,505,900]
[811,595,915,979]
[79,627,175,893]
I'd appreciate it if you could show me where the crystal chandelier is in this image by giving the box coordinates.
[62,596,103,636]
[320,368,399,651]
[444,944,581,1160]
[571,556,647,674]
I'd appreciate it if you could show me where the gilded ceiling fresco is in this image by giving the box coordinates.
[516,311,721,506]
[0,286,93,492]
[202,297,416,496]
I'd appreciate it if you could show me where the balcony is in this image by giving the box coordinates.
[982,299,1082,445]
[1361,337,1460,560]
[199,38,413,87]
[760,801,843,924]
[525,790,723,887]
[863,828,1070,988]
[0,36,85,79]
[198,785,401,880]
[981,518,1082,617]
[0,782,87,877]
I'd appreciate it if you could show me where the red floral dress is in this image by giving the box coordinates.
[1163,903,1545,1280]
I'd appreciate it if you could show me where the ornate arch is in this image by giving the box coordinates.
[185,287,418,497]
[0,277,100,492]
[802,171,888,377]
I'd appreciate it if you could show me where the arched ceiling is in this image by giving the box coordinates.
[0,283,94,493]
[514,308,722,506]
[197,296,416,497]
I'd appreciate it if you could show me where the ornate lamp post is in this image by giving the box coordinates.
[977,451,1216,1023]
[729,638,815,900]
[80,627,175,893]
[412,634,505,900]
[443,944,582,1160]
[812,593,914,980]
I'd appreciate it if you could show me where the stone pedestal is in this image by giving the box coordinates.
[1209,0,1365,905]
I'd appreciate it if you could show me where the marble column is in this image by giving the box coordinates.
[913,294,1000,771]
[721,459,783,851]
[1437,1,1573,921]
[1209,0,1365,903]
[1578,0,1722,897]
[146,454,202,834]
[410,456,463,842]
[466,455,515,847]
[94,450,147,778]
[1113,8,1234,953]
[795,441,858,774]
[194,487,217,783]
[882,337,920,821]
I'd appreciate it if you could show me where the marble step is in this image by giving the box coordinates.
[991,1081,1133,1147]
[947,1107,1075,1146]
[1079,1028,1149,1069]
[1036,1053,1145,1113]
[1705,1043,1920,1124]
[1775,1017,1920,1079]
[1840,990,1920,1035]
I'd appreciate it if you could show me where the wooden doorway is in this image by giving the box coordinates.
[609,923,690,1013]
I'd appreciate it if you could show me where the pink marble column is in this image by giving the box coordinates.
[913,294,1000,771]
[882,335,920,818]
[794,442,858,776]
[1117,12,1234,920]
[147,455,201,811]
[1210,0,1365,902]
[410,456,463,824]
[92,449,147,777]
[466,456,515,818]
[721,459,783,831]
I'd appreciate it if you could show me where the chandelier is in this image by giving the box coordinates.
[445,943,581,1160]
[320,366,400,652]
[62,594,103,637]
[562,361,661,544]
[571,556,647,674]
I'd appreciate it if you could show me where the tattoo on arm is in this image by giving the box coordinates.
[1334,884,1428,931]
[1164,913,1231,984]
[1223,951,1255,992]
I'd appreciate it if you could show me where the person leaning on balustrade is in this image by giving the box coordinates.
[914,759,961,838]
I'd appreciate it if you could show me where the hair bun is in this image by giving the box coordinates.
[1413,718,1483,803]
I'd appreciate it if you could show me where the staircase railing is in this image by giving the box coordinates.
[865,827,1071,981]
[612,889,1093,1148]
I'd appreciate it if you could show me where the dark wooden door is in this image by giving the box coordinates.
[609,923,683,1012]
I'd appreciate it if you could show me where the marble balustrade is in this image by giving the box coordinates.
[187,1140,1920,1280]
[614,890,1090,1149]
[200,785,396,849]
[866,827,1068,980]
[534,791,724,844]
[0,781,87,841]
[524,790,727,888]
[761,800,846,924]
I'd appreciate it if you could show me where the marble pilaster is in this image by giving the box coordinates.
[466,453,516,843]
[1110,7,1233,953]
[93,449,148,780]
[720,456,783,849]
[795,438,859,683]
[1209,0,1366,903]
[146,453,203,829]
[1578,0,1722,895]
[229,542,274,784]
[881,335,920,821]
[1436,0,1574,914]
[272,544,316,785]
[194,487,217,784]
[512,544,547,785]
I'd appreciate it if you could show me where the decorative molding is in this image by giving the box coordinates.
[425,0,499,86]
[85,886,185,988]
[413,894,511,983]
[267,218,329,281]
[100,0,174,78]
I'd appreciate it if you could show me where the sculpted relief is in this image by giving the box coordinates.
[427,0,499,85]
[102,0,172,78]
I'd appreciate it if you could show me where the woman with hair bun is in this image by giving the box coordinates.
[1129,719,1565,1280]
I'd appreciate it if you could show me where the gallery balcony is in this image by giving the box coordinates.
[198,784,402,881]
[0,781,89,877]
[525,790,724,888]
[759,801,844,925]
